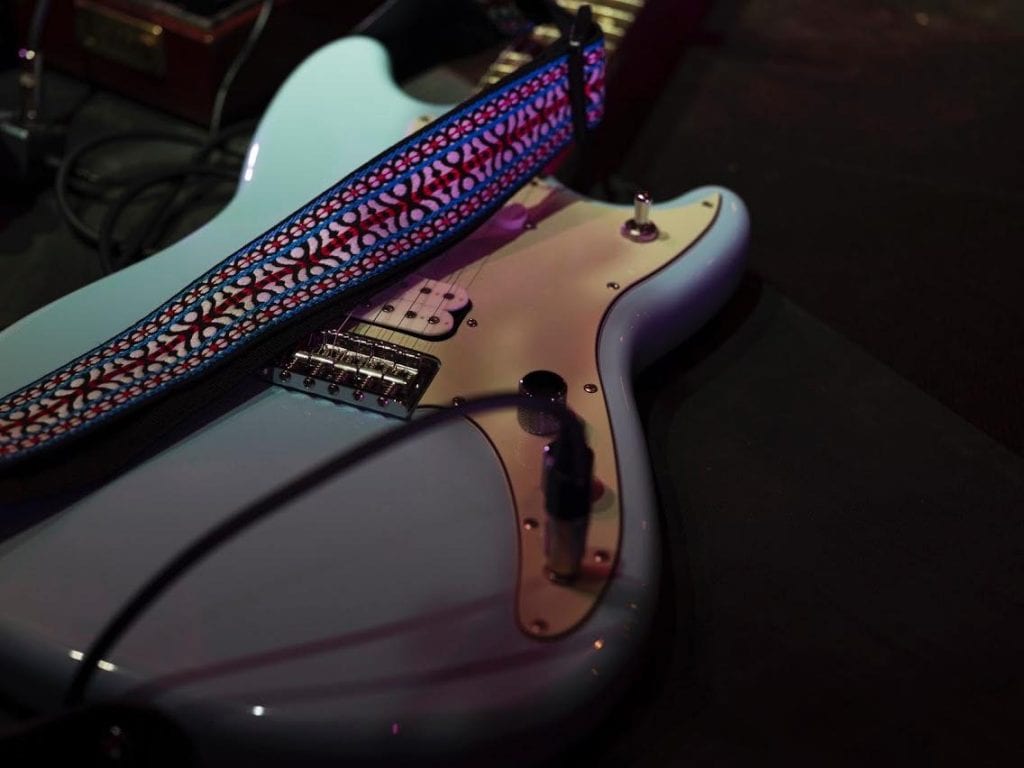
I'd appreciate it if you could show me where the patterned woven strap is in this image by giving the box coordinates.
[0,31,605,472]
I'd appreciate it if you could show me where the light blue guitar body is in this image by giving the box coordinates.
[0,38,748,765]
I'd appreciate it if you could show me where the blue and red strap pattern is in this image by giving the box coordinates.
[0,39,605,468]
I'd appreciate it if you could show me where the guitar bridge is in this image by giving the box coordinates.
[268,330,440,418]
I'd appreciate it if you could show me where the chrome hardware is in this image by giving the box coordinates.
[542,439,595,582]
[269,330,439,418]
[620,190,659,243]
[583,383,598,393]
[545,515,589,582]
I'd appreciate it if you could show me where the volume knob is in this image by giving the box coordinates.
[518,370,567,436]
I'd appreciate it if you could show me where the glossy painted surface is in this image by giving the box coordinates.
[0,37,748,765]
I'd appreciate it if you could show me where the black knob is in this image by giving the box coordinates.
[517,370,567,435]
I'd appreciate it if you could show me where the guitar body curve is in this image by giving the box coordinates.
[0,38,748,765]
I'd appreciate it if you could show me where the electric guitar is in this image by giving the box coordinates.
[0,36,748,767]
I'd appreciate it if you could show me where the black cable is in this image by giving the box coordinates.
[208,0,273,139]
[42,0,268,249]
[124,168,240,259]
[64,392,588,708]
[117,120,256,266]
[96,164,240,273]
[56,131,208,246]
[55,121,255,268]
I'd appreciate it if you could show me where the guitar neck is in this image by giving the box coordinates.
[477,0,646,88]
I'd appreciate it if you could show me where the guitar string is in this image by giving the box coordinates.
[299,1,613,386]
[323,15,610,372]
[402,177,545,357]
[288,5,628,387]
[324,116,478,384]
[362,158,520,355]
[332,175,558,403]
[325,12,579,368]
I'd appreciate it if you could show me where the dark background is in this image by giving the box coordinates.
[1,0,1022,764]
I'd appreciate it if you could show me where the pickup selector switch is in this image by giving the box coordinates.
[621,191,659,243]
[517,370,567,436]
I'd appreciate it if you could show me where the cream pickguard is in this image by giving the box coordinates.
[287,179,724,638]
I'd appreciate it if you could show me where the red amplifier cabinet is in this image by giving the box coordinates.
[14,0,381,125]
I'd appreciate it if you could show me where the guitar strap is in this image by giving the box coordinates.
[0,10,604,500]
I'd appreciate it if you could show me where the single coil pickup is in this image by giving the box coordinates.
[269,331,440,418]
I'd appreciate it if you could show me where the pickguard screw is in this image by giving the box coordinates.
[593,550,610,563]
[405,310,417,319]
[352,390,364,401]
[303,377,315,388]
[524,220,536,230]
[584,383,598,393]
[328,383,339,394]
[523,518,539,530]
[466,318,478,327]
[529,619,548,635]
[420,286,432,294]
[382,304,394,313]
[279,371,291,381]
[428,316,440,324]
[452,396,467,407]
[607,282,620,290]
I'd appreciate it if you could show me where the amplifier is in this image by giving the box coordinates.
[13,0,381,125]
